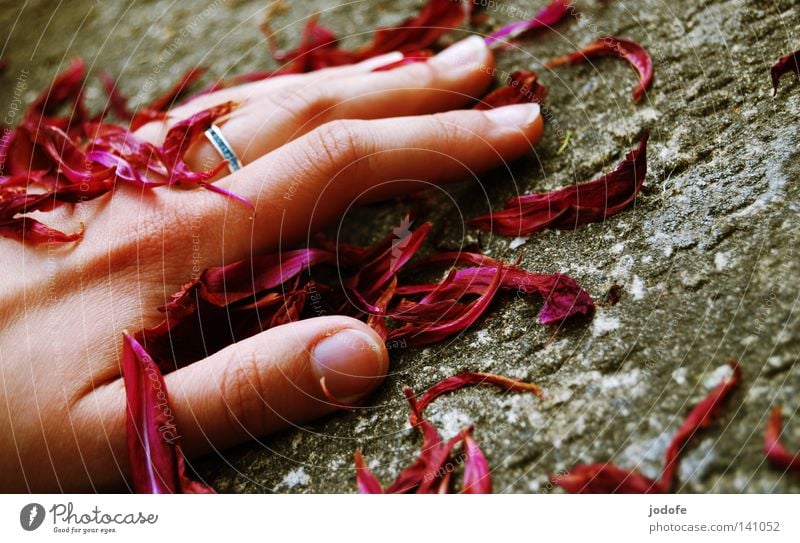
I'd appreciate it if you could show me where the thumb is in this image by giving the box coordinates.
[136,316,387,458]
[80,316,387,489]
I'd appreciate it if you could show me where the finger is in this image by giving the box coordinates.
[197,102,543,262]
[133,51,406,145]
[162,52,408,119]
[143,37,494,176]
[79,316,388,472]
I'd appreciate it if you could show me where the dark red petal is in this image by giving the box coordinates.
[199,248,336,306]
[28,57,87,120]
[547,36,653,102]
[354,450,384,494]
[414,372,542,415]
[396,265,593,325]
[658,360,741,491]
[175,447,215,494]
[764,406,800,474]
[461,430,492,493]
[122,331,182,493]
[470,131,649,236]
[474,70,548,110]
[159,101,237,182]
[388,264,504,346]
[122,332,213,494]
[98,71,133,121]
[557,464,662,494]
[0,217,82,244]
[771,49,800,95]
[363,0,468,56]
[485,0,572,46]
[266,1,466,74]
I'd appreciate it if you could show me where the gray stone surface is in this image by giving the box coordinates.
[2,0,798,493]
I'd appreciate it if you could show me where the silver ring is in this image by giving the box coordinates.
[204,123,243,173]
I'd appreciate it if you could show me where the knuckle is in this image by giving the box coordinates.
[304,119,366,175]
[218,349,269,432]
[266,85,334,129]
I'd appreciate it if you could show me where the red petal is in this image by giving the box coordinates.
[354,450,384,494]
[557,464,662,494]
[547,36,653,102]
[485,0,572,46]
[474,70,548,109]
[388,264,504,345]
[0,217,82,244]
[771,49,800,95]
[158,101,237,183]
[764,406,800,474]
[98,71,133,121]
[266,1,466,74]
[414,372,542,415]
[363,0,468,56]
[658,360,741,491]
[461,430,492,493]
[28,58,87,121]
[122,332,213,493]
[470,131,649,236]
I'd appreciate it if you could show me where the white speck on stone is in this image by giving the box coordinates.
[280,467,310,489]
[610,242,625,254]
[601,370,646,398]
[714,251,730,271]
[593,313,621,336]
[703,364,734,390]
[671,366,688,386]
[630,275,646,300]
[509,236,529,249]
[429,409,473,440]
[474,329,491,346]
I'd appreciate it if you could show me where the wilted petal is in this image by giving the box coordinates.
[474,70,548,109]
[764,406,800,474]
[546,37,653,102]
[461,430,492,493]
[415,372,542,414]
[658,360,741,490]
[470,131,649,236]
[122,332,214,494]
[486,0,572,46]
[354,450,384,494]
[771,49,800,95]
[557,464,662,494]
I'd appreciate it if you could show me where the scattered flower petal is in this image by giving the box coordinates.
[771,49,800,95]
[547,37,653,102]
[122,332,214,494]
[486,0,572,47]
[470,131,649,236]
[764,406,800,475]
[473,70,548,109]
[557,360,741,494]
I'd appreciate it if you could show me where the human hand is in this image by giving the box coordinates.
[0,36,542,491]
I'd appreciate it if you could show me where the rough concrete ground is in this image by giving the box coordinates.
[1,0,798,493]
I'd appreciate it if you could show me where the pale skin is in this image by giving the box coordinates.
[0,36,542,491]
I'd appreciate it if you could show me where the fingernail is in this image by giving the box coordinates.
[312,328,387,402]
[432,35,487,69]
[483,103,541,128]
